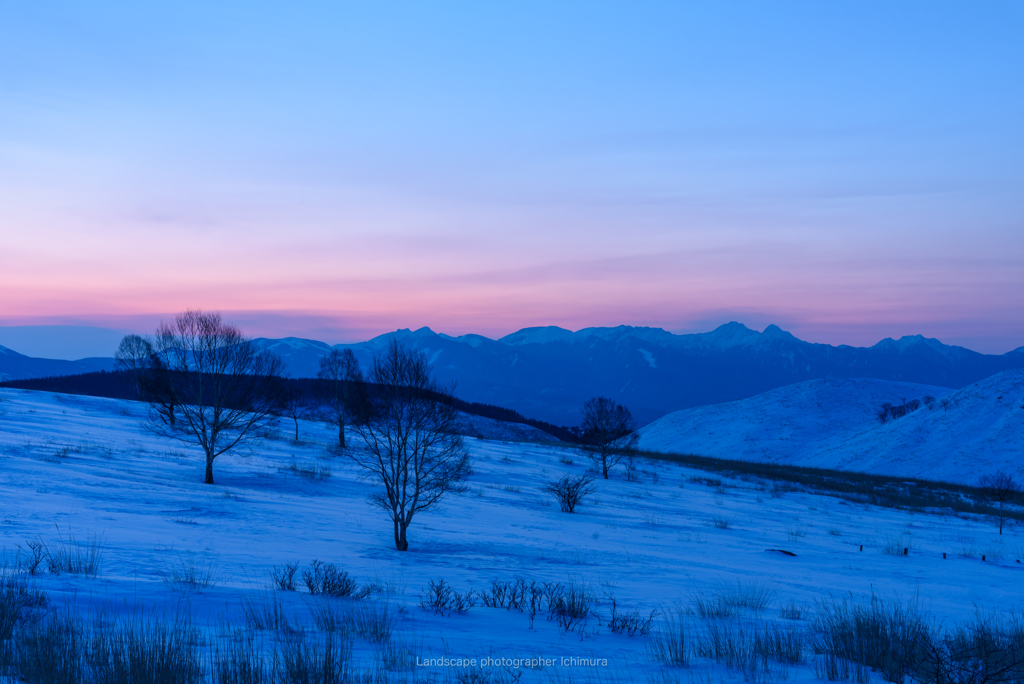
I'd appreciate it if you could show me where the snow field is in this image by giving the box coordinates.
[638,371,1024,485]
[1,387,1023,682]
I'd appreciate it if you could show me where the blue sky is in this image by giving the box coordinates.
[1,1,1022,354]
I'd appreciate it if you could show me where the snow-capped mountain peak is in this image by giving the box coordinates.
[497,326,576,346]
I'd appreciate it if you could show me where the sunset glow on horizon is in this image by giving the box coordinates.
[2,2,1022,354]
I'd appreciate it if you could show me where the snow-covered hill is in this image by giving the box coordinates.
[638,371,1024,484]
[1,387,1023,681]
[635,376,954,461]
[456,411,558,443]
[816,370,1024,482]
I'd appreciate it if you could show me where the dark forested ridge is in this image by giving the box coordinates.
[0,370,575,442]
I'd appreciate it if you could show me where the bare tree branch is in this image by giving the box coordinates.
[349,339,469,551]
[315,348,364,449]
[139,310,287,484]
[578,396,639,479]
[978,471,1021,535]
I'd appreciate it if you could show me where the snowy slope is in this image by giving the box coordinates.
[638,371,1024,484]
[636,377,954,468]
[816,370,1024,482]
[1,387,1024,680]
[456,411,558,443]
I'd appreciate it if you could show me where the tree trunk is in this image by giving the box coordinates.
[999,503,1004,535]
[603,455,609,479]
[393,518,409,551]
[205,457,215,485]
[294,418,299,441]
[338,424,346,449]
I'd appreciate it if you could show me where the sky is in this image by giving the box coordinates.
[1,1,1022,356]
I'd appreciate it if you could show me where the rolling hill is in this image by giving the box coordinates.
[1,385,1023,680]
[0,344,114,382]
[637,370,1024,483]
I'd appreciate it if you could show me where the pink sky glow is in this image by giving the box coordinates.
[2,3,1021,354]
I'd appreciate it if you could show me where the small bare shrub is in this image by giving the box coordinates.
[19,541,45,576]
[303,560,356,597]
[606,596,656,636]
[546,581,594,633]
[543,474,595,513]
[479,577,598,632]
[480,579,532,611]
[710,515,732,529]
[421,578,476,616]
[272,562,299,591]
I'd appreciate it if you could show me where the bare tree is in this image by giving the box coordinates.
[145,310,287,484]
[543,474,595,513]
[315,349,364,449]
[282,385,316,442]
[978,471,1021,535]
[114,334,153,398]
[115,333,178,424]
[349,339,469,551]
[578,396,639,479]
